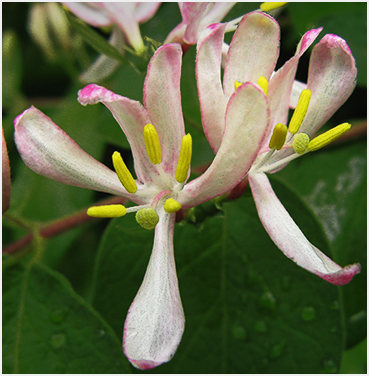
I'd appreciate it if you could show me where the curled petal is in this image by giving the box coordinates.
[180,83,269,208]
[301,34,358,136]
[223,11,280,103]
[196,23,227,152]
[2,129,11,214]
[182,2,209,44]
[144,44,185,175]
[200,2,236,26]
[249,172,361,285]
[78,84,160,185]
[123,207,184,369]
[134,2,161,23]
[14,106,145,202]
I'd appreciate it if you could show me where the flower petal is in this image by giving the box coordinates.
[134,2,161,23]
[182,2,209,44]
[196,23,227,152]
[249,172,361,285]
[123,207,184,369]
[14,106,145,202]
[143,44,185,175]
[62,2,111,27]
[301,34,357,136]
[223,11,280,103]
[78,84,160,185]
[268,28,322,135]
[180,82,268,208]
[2,129,11,214]
[200,2,236,26]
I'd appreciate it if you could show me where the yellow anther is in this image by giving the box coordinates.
[164,198,182,213]
[135,208,159,230]
[260,2,288,12]
[288,89,312,134]
[112,151,138,193]
[234,81,242,90]
[143,123,162,165]
[269,123,287,150]
[307,123,351,152]
[293,133,310,154]
[257,76,269,97]
[87,204,127,218]
[175,134,192,183]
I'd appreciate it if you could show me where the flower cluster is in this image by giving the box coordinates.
[14,6,360,371]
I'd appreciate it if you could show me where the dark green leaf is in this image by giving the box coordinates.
[2,261,130,373]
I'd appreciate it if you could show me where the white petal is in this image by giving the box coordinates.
[249,172,361,285]
[123,207,185,369]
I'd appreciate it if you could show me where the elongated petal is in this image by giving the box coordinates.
[134,2,161,23]
[62,2,111,27]
[200,2,236,26]
[182,2,209,44]
[2,129,11,214]
[196,23,227,152]
[14,106,145,200]
[180,83,268,208]
[267,28,322,140]
[78,84,160,185]
[249,172,361,285]
[123,207,184,369]
[144,44,185,175]
[223,11,279,103]
[301,34,357,136]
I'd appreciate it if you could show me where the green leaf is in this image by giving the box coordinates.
[91,189,343,373]
[3,260,130,373]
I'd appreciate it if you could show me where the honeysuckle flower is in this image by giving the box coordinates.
[63,2,161,54]
[197,11,361,285]
[14,43,270,368]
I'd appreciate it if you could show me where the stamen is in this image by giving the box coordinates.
[135,208,159,230]
[269,123,287,150]
[293,133,310,154]
[308,123,351,152]
[143,123,162,165]
[164,198,182,213]
[175,134,192,183]
[257,76,269,97]
[288,89,312,134]
[87,204,127,218]
[112,151,138,193]
[234,81,242,90]
[260,2,288,12]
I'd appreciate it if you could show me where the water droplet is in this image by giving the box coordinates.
[330,326,337,333]
[49,307,69,324]
[232,325,247,340]
[96,329,106,338]
[321,360,338,373]
[330,300,339,310]
[254,320,267,332]
[269,340,286,359]
[49,332,67,349]
[301,306,315,321]
[348,310,366,324]
[281,275,291,291]
[259,291,276,311]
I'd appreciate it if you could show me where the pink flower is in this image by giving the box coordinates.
[14,43,269,369]
[196,11,360,286]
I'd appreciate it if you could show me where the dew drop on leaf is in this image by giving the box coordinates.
[49,307,69,324]
[231,325,247,340]
[258,291,277,311]
[321,359,338,373]
[49,332,67,349]
[301,306,316,321]
[269,340,286,359]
